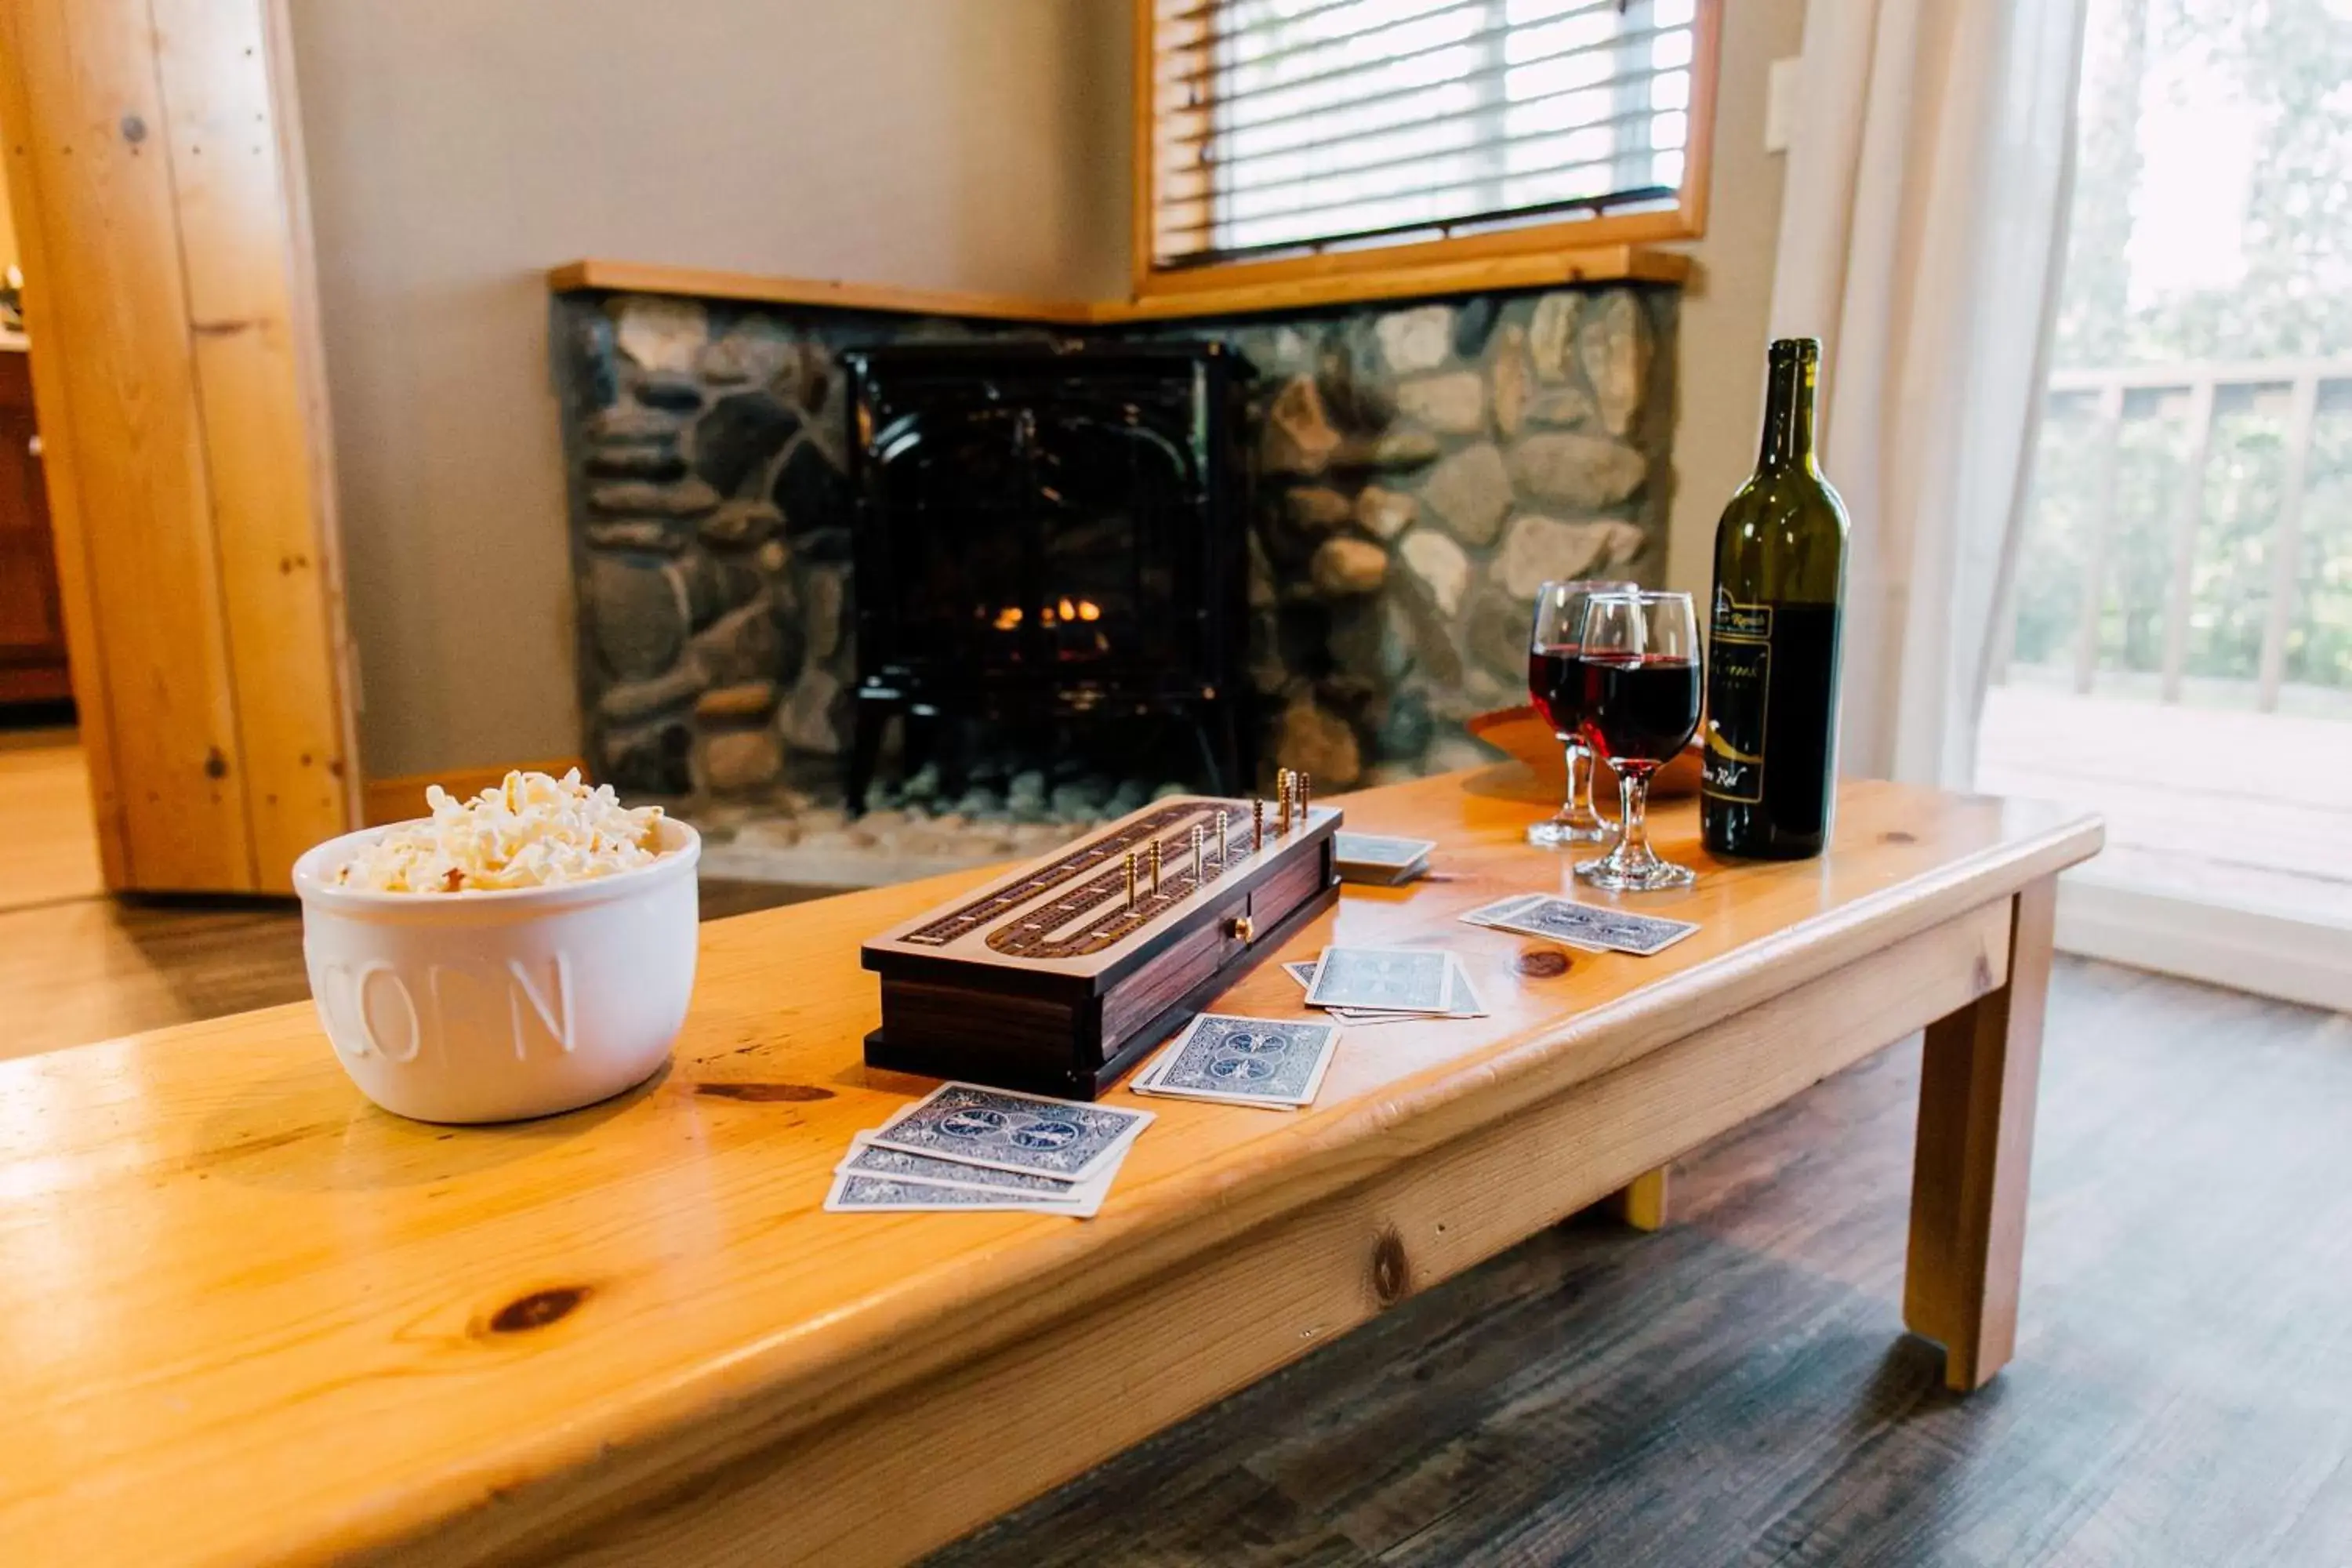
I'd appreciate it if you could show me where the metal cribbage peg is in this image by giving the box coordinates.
[1298,771,1311,825]
[1216,809,1229,863]
[1126,849,1138,911]
[1278,770,1294,833]
[1151,840,1162,895]
[1253,797,1265,851]
[1192,825,1205,884]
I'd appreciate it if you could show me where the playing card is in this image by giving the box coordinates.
[836,1134,1080,1197]
[1305,946,1457,1013]
[1288,954,1481,1022]
[1460,893,1550,929]
[1134,1014,1338,1108]
[1483,897,1699,956]
[868,1082,1153,1181]
[822,1171,1106,1217]
[1333,832,1437,869]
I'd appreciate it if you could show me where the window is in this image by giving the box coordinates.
[1136,0,1718,293]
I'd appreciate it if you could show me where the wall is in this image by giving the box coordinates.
[289,0,1127,779]
[1659,0,1812,605]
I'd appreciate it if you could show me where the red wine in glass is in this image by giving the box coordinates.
[1527,647,1588,741]
[1581,652,1701,768]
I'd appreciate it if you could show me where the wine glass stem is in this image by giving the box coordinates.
[1561,739,1583,819]
[1616,767,1652,864]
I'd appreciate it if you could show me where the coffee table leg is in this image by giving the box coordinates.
[1608,1166,1671,1231]
[1903,875,2057,1392]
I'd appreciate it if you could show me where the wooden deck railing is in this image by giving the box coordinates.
[2019,357,2352,711]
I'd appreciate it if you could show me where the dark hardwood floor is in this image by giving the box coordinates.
[927,960,2352,1568]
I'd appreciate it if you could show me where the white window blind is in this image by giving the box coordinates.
[1149,0,1700,269]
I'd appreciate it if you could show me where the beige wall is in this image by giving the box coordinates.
[293,0,1795,778]
[289,0,1127,779]
[1661,0,1809,604]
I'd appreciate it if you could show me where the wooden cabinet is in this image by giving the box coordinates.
[0,348,67,705]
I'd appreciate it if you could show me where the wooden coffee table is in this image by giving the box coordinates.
[0,768,2100,1566]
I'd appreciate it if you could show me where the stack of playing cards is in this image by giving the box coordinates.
[1460,894,1698,956]
[825,1082,1153,1217]
[1283,944,1487,1025]
[1131,1013,1341,1110]
[1333,832,1437,887]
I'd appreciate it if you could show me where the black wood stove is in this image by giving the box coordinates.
[840,339,1252,813]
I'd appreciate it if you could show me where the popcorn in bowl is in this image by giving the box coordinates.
[336,768,672,893]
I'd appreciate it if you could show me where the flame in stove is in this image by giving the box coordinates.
[992,606,1023,630]
[987,599,1103,631]
[1077,599,1102,622]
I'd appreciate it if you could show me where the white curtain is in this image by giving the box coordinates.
[1769,0,2090,788]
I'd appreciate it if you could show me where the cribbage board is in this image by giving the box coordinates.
[862,794,1343,1098]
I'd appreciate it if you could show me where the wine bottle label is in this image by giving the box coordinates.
[1704,597,1769,804]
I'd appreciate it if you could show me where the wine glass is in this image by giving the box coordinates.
[1574,590,1702,891]
[1525,578,1635,848]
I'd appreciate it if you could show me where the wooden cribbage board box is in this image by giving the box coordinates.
[862,795,1342,1098]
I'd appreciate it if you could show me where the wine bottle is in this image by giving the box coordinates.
[1701,337,1849,859]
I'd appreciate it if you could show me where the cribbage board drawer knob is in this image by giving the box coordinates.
[1225,914,1255,942]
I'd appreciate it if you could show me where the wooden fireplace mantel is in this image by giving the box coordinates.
[546,243,1692,325]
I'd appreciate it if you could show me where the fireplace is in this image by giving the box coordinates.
[840,340,1253,813]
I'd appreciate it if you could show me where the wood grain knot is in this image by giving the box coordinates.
[1516,949,1570,979]
[695,1082,834,1102]
[202,747,230,781]
[1370,1229,1411,1306]
[1973,953,1994,992]
[488,1287,590,1334]
[1882,829,1918,844]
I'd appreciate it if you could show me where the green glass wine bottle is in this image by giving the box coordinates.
[1701,337,1849,859]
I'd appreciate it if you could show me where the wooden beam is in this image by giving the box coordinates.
[548,245,1690,330]
[545,260,1097,326]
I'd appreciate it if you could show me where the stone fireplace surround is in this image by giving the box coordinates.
[552,278,1678,884]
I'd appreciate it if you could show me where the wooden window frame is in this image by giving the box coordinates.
[1130,0,1721,302]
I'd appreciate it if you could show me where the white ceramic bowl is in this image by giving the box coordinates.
[291,817,701,1123]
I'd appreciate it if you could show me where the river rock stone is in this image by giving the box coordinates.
[634,372,704,413]
[589,557,687,680]
[1466,585,1537,683]
[1530,292,1581,381]
[1525,385,1599,429]
[586,403,684,443]
[1454,297,1498,358]
[779,666,846,755]
[599,717,692,796]
[692,391,800,494]
[612,296,707,376]
[1421,442,1512,546]
[698,321,798,387]
[1355,486,1418,540]
[699,499,782,548]
[1495,514,1647,599]
[1395,371,1486,435]
[586,519,688,554]
[699,727,783,793]
[1399,528,1471,617]
[1310,536,1388,597]
[586,446,687,481]
[695,680,780,720]
[1285,485,1353,532]
[691,597,792,686]
[589,477,720,517]
[598,662,706,723]
[1580,290,1651,436]
[772,440,848,536]
[1507,432,1647,510]
[1262,376,1341,475]
[804,564,848,661]
[1272,698,1363,789]
[1378,686,1436,759]
[1375,305,1453,374]
[1363,426,1443,469]
[1490,325,1531,437]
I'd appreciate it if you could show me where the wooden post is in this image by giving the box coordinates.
[1607,1166,1671,1232]
[1904,875,2056,1392]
